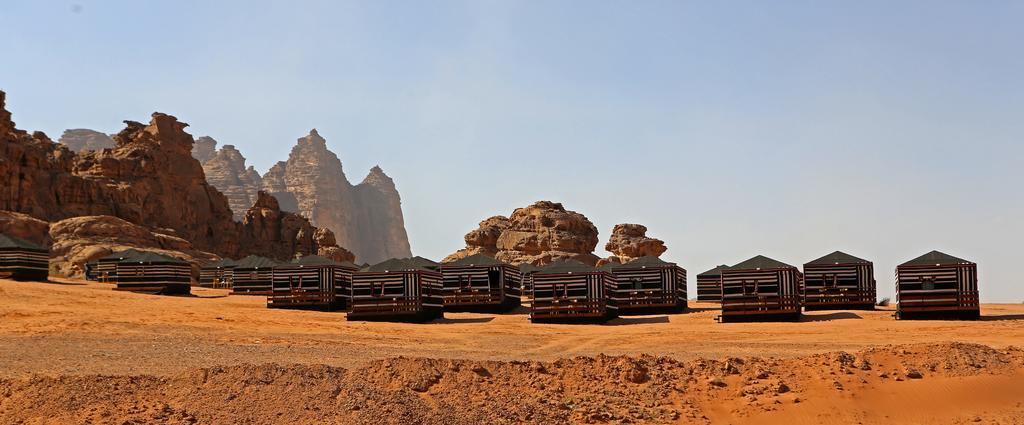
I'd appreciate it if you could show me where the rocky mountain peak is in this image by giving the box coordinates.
[192,136,217,164]
[360,165,395,189]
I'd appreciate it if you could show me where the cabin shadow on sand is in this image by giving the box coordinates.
[434,316,495,324]
[979,314,1024,321]
[605,316,671,326]
[799,311,864,322]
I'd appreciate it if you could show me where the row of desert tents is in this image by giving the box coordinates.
[696,250,979,321]
[1,232,980,322]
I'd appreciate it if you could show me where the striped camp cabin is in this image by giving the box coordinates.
[199,258,236,289]
[896,250,979,320]
[268,255,358,310]
[696,265,729,302]
[347,258,444,322]
[230,255,279,295]
[530,260,618,323]
[802,251,876,310]
[0,234,49,281]
[606,256,686,314]
[718,255,801,322]
[100,249,192,295]
[439,253,521,312]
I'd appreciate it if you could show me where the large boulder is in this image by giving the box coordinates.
[0,210,50,246]
[597,223,667,266]
[443,201,599,266]
[47,215,218,278]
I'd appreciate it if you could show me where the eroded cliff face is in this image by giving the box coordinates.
[0,90,345,272]
[239,191,353,264]
[443,201,599,266]
[202,144,263,221]
[258,130,411,264]
[58,129,115,153]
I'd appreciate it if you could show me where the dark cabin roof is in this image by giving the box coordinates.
[536,259,599,274]
[697,265,730,278]
[611,256,675,270]
[363,258,434,273]
[203,258,236,269]
[232,255,279,269]
[446,253,503,267]
[899,250,973,267]
[805,251,870,266]
[102,249,186,264]
[727,255,795,271]
[0,234,47,251]
[289,255,340,266]
[519,263,541,274]
[405,256,440,270]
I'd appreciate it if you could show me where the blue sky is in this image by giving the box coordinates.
[2,1,1022,301]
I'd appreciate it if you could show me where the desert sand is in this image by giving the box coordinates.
[1,278,1022,424]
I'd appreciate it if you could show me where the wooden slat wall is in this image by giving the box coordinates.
[349,270,445,317]
[803,263,875,306]
[0,248,49,280]
[199,267,234,288]
[113,263,191,292]
[720,267,801,317]
[696,275,721,302]
[231,268,274,294]
[530,272,614,319]
[608,265,687,309]
[95,259,118,283]
[439,264,521,307]
[269,265,337,307]
[896,263,979,314]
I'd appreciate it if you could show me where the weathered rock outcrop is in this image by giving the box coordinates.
[0,90,349,270]
[190,136,217,164]
[238,191,353,263]
[443,201,599,266]
[259,129,411,263]
[58,129,114,153]
[201,144,263,221]
[597,223,668,267]
[48,215,218,277]
[0,210,51,247]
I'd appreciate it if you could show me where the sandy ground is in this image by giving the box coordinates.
[1,278,1023,424]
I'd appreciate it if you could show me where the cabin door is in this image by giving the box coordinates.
[488,269,501,291]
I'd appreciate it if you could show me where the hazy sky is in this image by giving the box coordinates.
[2,1,1021,301]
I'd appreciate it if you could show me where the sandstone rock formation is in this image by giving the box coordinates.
[239,191,353,264]
[191,136,217,164]
[48,215,218,277]
[0,210,51,247]
[201,144,263,220]
[259,129,411,264]
[0,90,348,272]
[597,223,668,267]
[58,129,114,153]
[443,201,599,266]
